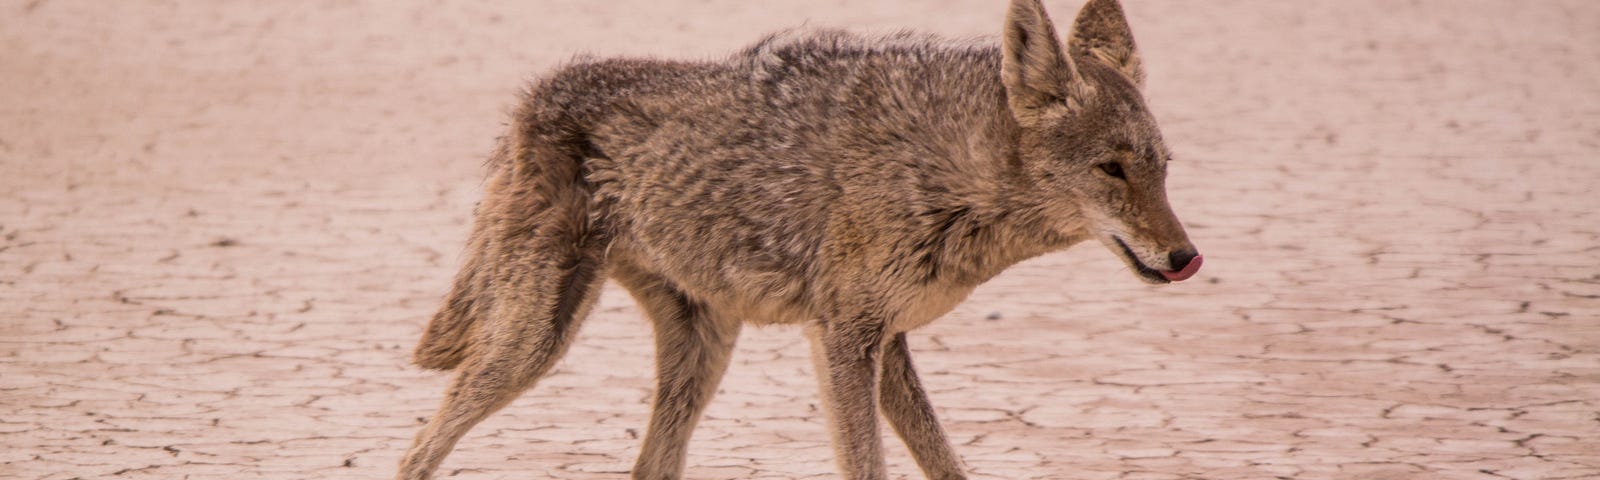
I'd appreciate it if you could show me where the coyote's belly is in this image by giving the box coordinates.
[614,231,980,330]
[601,174,830,326]
[609,234,820,326]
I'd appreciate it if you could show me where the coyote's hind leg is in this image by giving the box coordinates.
[615,264,743,480]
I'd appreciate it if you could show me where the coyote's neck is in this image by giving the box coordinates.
[910,110,1086,287]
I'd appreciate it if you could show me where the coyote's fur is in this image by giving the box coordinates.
[398,0,1201,478]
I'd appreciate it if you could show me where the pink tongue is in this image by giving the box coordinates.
[1160,254,1203,282]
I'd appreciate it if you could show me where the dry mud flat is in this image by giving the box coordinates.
[3,1,1597,479]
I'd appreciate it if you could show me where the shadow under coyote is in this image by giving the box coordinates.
[398,0,1202,478]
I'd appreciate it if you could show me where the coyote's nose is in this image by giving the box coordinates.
[1161,249,1202,282]
[1169,249,1198,271]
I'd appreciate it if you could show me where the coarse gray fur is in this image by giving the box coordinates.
[399,0,1200,478]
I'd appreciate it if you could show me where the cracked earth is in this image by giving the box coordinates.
[3,1,1598,479]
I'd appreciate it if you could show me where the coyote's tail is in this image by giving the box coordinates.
[412,196,493,370]
[413,90,604,370]
[412,144,508,371]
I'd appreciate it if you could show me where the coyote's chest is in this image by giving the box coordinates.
[890,282,980,333]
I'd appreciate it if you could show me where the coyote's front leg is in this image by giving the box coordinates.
[807,318,889,480]
[881,332,966,479]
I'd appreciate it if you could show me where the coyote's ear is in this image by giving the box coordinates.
[1069,0,1144,88]
[1001,0,1090,124]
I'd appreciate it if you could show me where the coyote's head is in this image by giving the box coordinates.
[1001,0,1201,284]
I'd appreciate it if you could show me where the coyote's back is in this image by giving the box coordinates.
[401,1,1202,479]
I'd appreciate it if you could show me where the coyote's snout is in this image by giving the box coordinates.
[398,0,1200,478]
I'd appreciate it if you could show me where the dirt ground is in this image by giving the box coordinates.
[3,1,1598,479]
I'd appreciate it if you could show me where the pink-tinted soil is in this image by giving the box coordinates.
[3,1,1597,478]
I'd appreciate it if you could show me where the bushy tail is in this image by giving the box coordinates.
[413,97,604,370]
[413,146,509,371]
[413,299,481,370]
[413,203,493,370]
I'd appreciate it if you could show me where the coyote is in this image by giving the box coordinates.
[398,0,1201,478]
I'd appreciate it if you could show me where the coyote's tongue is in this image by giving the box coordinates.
[1160,254,1203,282]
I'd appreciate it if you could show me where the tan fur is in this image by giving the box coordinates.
[400,0,1199,478]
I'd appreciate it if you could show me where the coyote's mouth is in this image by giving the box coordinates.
[1113,237,1170,284]
[1111,237,1203,283]
[1111,238,1204,287]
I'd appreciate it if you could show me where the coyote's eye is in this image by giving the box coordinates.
[1097,162,1126,180]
